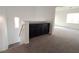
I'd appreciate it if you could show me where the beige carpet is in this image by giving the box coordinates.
[3,26,79,53]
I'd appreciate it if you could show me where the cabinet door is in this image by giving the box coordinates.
[29,24,41,38]
[29,24,36,38]
[42,23,50,34]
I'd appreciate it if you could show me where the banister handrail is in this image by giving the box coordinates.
[19,24,25,36]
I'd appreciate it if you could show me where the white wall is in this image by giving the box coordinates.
[35,6,55,19]
[55,7,79,30]
[6,7,36,45]
[0,7,8,51]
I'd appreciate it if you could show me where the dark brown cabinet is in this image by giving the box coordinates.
[29,23,50,38]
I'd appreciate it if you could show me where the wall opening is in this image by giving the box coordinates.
[14,17,20,29]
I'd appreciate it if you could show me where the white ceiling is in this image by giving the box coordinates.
[56,6,79,11]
